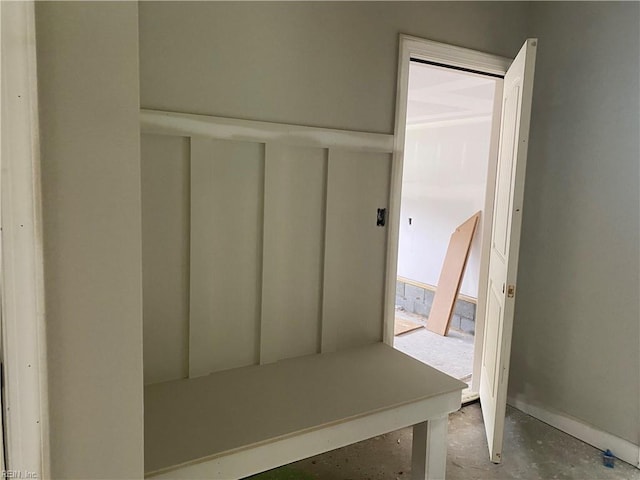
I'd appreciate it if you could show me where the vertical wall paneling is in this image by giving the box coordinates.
[321,150,392,352]
[259,144,328,364]
[189,137,265,377]
[140,110,395,377]
[141,134,191,384]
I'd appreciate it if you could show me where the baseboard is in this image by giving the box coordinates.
[508,396,640,469]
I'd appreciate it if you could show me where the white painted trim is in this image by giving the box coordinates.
[384,35,508,365]
[140,109,394,153]
[0,1,49,476]
[383,34,411,346]
[509,396,640,469]
[401,35,511,77]
[0,1,4,470]
[0,0,4,468]
[319,148,339,354]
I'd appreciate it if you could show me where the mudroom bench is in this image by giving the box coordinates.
[144,343,465,480]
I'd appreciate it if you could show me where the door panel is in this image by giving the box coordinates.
[493,84,521,258]
[480,39,537,463]
[483,280,502,395]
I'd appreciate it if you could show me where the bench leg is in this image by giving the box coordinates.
[411,416,448,480]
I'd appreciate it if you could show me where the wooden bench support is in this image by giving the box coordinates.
[412,416,448,480]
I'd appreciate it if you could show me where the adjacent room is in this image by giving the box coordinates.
[393,60,498,391]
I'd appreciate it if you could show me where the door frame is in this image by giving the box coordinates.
[383,35,510,393]
[0,0,50,476]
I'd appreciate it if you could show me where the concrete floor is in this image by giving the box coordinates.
[394,310,474,382]
[246,314,637,479]
[248,403,640,480]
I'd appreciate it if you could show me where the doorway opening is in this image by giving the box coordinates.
[392,59,500,396]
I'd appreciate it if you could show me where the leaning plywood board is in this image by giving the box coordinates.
[427,212,480,336]
[394,318,423,336]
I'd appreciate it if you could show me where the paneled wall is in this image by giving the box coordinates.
[141,135,190,385]
[189,138,265,377]
[260,144,327,364]
[142,112,392,384]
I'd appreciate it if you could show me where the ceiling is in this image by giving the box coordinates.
[406,62,497,125]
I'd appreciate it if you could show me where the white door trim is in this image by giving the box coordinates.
[0,1,49,476]
[383,35,510,393]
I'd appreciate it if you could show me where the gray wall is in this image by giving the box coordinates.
[36,2,144,478]
[510,2,640,445]
[139,1,529,134]
[137,0,531,385]
[33,0,639,475]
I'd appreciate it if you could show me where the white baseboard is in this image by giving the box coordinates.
[508,396,640,469]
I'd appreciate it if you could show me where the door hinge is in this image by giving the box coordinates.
[507,285,515,298]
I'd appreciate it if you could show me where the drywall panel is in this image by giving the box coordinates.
[510,2,640,445]
[141,134,190,385]
[260,144,327,363]
[322,150,391,352]
[139,2,529,134]
[189,138,264,377]
[398,121,493,298]
[36,2,143,477]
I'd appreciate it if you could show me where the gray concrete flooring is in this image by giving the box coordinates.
[247,313,638,480]
[249,403,640,480]
[394,310,474,382]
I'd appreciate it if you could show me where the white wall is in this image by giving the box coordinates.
[36,3,144,478]
[398,120,493,297]
[510,1,640,447]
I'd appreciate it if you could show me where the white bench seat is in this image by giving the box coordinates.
[144,343,466,479]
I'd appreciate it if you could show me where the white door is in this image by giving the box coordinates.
[479,39,537,463]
